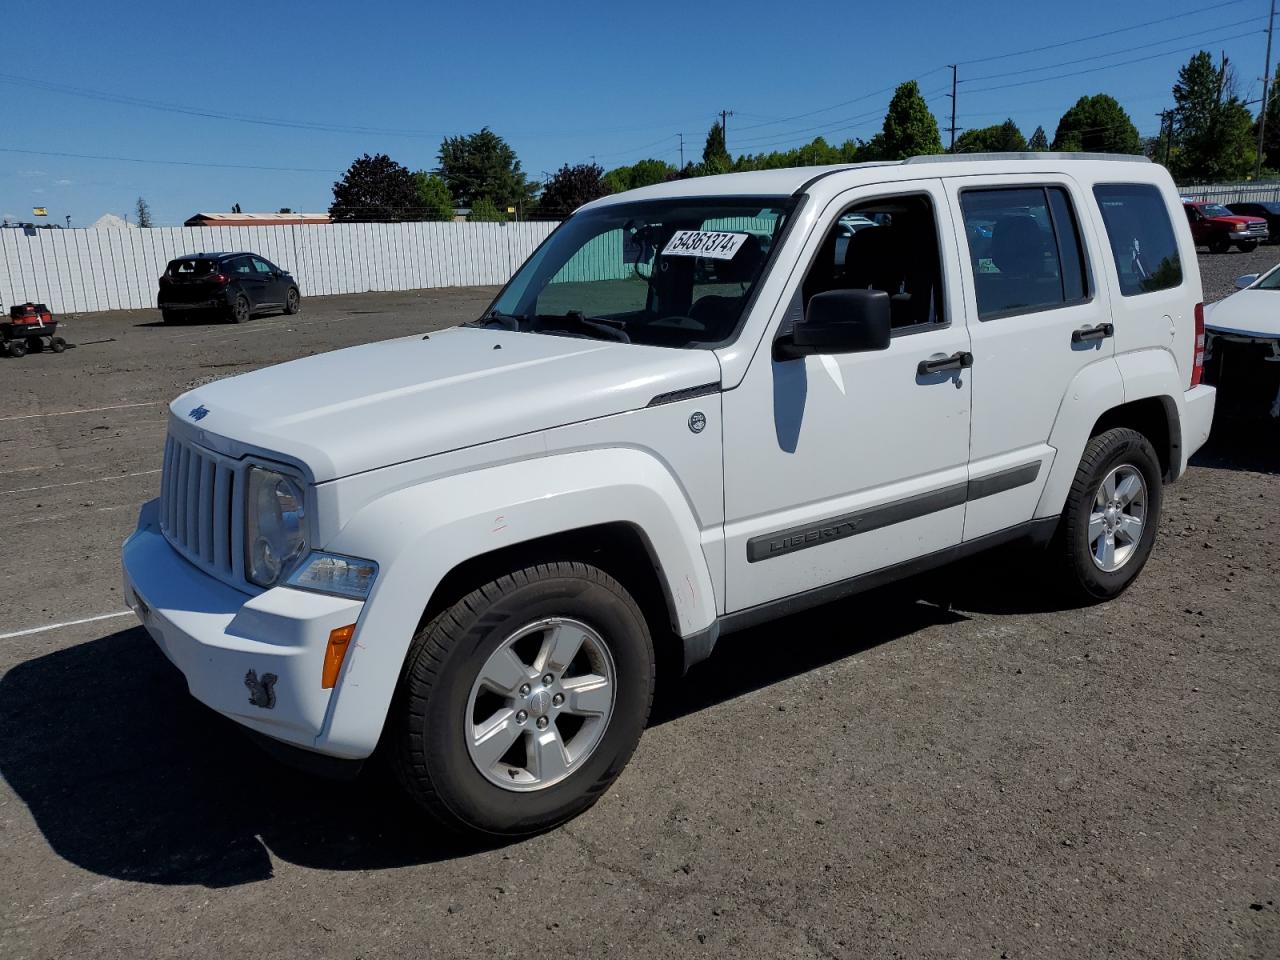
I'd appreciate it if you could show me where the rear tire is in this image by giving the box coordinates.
[230,295,250,324]
[1056,427,1163,601]
[7,340,27,358]
[390,561,654,837]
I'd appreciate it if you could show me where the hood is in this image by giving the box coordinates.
[1205,289,1280,338]
[1207,213,1266,225]
[171,326,722,482]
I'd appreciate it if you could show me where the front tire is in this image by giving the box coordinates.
[1237,240,1259,252]
[1057,427,1163,601]
[284,287,300,315]
[390,562,654,837]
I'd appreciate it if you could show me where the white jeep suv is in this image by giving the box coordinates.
[122,154,1216,835]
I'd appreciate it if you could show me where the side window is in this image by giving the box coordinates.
[959,186,1090,320]
[227,257,252,275]
[801,193,945,331]
[252,258,275,275]
[1093,184,1182,296]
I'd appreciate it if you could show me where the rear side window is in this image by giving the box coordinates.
[959,186,1090,320]
[1093,184,1182,296]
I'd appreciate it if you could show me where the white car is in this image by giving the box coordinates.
[122,154,1216,836]
[1204,267,1280,417]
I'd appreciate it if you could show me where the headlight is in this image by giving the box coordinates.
[286,552,379,599]
[245,466,308,587]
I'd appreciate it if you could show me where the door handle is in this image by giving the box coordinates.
[917,351,974,375]
[1071,322,1114,343]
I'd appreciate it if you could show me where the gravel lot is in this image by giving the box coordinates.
[1,259,1278,960]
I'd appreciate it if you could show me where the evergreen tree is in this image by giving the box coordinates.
[1171,52,1256,181]
[880,81,944,160]
[1028,126,1050,151]
[702,121,731,173]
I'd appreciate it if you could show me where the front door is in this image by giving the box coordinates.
[945,175,1115,542]
[721,180,973,613]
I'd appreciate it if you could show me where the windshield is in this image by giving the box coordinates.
[1256,267,1280,289]
[1201,204,1234,218]
[484,197,796,348]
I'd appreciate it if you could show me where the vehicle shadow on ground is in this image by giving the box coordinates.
[1192,414,1280,475]
[1,582,990,887]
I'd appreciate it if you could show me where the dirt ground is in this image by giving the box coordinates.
[1,259,1278,960]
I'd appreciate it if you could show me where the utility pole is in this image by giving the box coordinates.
[679,132,684,169]
[719,109,734,154]
[1257,0,1276,177]
[946,64,959,152]
[1156,110,1174,167]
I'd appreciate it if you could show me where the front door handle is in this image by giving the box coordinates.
[1071,322,1114,343]
[917,351,974,375]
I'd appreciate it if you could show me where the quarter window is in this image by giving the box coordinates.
[959,186,1090,320]
[1093,184,1183,296]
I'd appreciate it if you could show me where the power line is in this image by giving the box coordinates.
[962,15,1266,83]
[956,0,1251,65]
[731,67,950,134]
[0,146,338,174]
[964,29,1263,94]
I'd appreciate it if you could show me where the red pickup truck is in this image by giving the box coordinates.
[1183,200,1268,253]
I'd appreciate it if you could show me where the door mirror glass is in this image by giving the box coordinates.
[1235,273,1259,289]
[776,289,891,359]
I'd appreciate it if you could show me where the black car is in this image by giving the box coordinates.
[1226,201,1280,243]
[157,252,300,324]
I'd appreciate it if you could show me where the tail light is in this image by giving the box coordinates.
[1191,302,1205,387]
[212,273,230,285]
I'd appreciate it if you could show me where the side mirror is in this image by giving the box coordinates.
[774,289,892,360]
[1235,273,1259,289]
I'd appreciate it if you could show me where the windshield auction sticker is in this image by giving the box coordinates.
[662,230,750,260]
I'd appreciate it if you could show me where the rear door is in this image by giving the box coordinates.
[226,256,264,307]
[946,174,1113,542]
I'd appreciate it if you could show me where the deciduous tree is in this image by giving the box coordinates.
[1051,95,1141,154]
[467,197,506,222]
[954,119,1027,153]
[329,153,420,221]
[412,171,456,221]
[538,163,609,216]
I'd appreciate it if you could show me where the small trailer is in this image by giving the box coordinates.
[2,303,67,358]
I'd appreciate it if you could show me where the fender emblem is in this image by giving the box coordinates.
[188,404,210,421]
[244,670,278,709]
[688,411,707,434]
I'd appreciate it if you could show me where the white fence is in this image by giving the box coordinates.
[0,221,559,315]
[1178,180,1280,205]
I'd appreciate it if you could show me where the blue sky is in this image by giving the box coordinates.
[0,0,1271,225]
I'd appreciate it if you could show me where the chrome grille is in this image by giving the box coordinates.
[158,433,243,583]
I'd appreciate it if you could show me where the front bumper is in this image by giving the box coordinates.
[122,499,366,756]
[1228,230,1268,240]
[1180,384,1216,472]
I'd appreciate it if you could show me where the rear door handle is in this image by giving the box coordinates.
[1071,322,1114,343]
[917,351,974,375]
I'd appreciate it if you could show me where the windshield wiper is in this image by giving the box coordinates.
[534,311,631,344]
[467,310,526,330]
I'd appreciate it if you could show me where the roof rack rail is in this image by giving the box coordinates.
[902,151,1150,164]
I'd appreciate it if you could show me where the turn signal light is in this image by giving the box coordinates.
[322,624,356,689]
